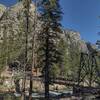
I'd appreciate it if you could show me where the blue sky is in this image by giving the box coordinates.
[0,0,100,43]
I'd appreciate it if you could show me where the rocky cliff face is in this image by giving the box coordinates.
[0,2,37,64]
[0,2,97,75]
[0,4,6,18]
[0,2,35,40]
[0,2,89,54]
[63,29,88,53]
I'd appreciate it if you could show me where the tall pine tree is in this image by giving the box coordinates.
[37,0,62,99]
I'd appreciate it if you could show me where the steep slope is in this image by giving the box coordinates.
[58,29,88,77]
[0,2,98,77]
[63,29,88,53]
[0,2,36,71]
[0,4,6,18]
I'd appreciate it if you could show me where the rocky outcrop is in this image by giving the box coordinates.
[0,2,89,56]
[0,2,37,66]
[63,29,88,54]
[0,4,6,18]
[0,2,98,76]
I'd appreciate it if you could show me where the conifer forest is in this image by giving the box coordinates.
[0,0,100,100]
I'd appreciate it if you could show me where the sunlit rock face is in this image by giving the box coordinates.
[0,2,89,53]
[0,2,99,79]
[0,4,6,43]
[0,2,36,44]
[79,40,88,53]
[0,2,35,33]
[0,2,37,65]
[62,29,98,55]
[62,29,88,54]
[0,2,97,63]
[0,4,6,18]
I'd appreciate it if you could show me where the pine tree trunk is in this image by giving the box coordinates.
[45,65,50,99]
[45,31,50,100]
